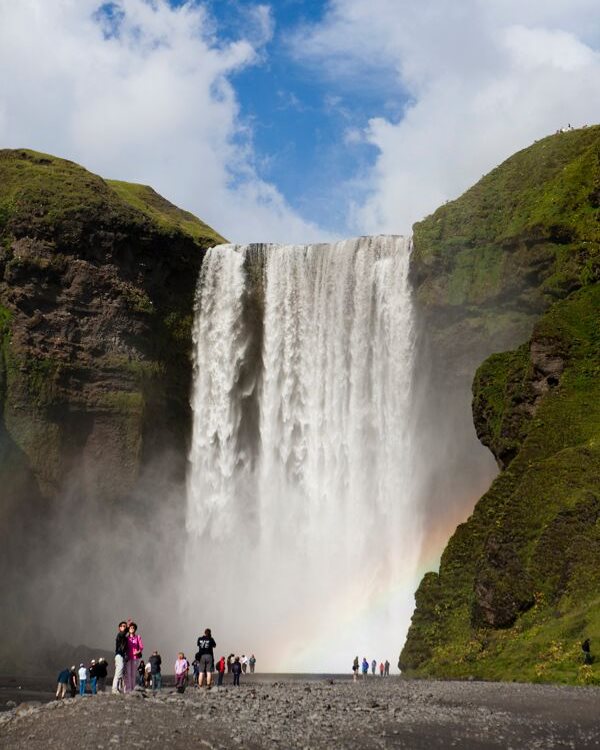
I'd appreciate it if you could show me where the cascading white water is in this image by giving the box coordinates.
[186,236,422,672]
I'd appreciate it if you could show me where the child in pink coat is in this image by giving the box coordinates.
[174,652,189,693]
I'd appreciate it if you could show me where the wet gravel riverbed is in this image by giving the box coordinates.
[1,676,599,749]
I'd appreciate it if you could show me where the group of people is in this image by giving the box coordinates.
[56,620,256,699]
[352,657,391,681]
[55,658,109,699]
[172,630,256,691]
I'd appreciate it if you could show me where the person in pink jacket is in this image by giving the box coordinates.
[125,621,144,692]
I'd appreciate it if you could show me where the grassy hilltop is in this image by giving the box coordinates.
[0,148,224,512]
[403,127,600,684]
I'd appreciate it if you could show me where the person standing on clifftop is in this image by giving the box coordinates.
[371,659,377,675]
[361,658,369,678]
[384,659,390,676]
[352,656,359,681]
[582,638,593,665]
[196,627,216,689]
[125,621,144,692]
[112,621,128,694]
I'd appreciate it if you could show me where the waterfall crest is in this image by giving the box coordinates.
[186,236,422,671]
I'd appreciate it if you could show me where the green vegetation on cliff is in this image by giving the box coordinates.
[0,148,225,503]
[403,128,600,685]
[412,126,600,308]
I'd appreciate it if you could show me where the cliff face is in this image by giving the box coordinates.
[403,127,600,684]
[0,148,224,533]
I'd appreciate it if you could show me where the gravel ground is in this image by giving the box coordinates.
[1,677,599,749]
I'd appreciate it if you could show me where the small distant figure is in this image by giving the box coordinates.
[352,656,359,682]
[149,650,162,692]
[56,667,70,700]
[69,666,78,698]
[379,662,384,677]
[137,659,146,687]
[241,654,248,674]
[175,652,189,693]
[232,656,242,686]
[89,659,98,694]
[361,658,369,677]
[227,654,234,673]
[196,628,216,689]
[144,659,152,688]
[192,658,200,685]
[216,655,226,687]
[249,654,256,673]
[78,664,87,696]
[384,660,390,677]
[582,638,593,665]
[96,658,108,692]
[371,659,376,675]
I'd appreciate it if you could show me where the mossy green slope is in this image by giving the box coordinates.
[0,148,225,504]
[410,126,600,383]
[0,148,224,245]
[403,128,600,685]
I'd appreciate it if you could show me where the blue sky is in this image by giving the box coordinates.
[1,1,600,243]
[203,0,404,232]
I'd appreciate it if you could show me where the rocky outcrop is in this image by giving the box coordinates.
[0,149,224,512]
[402,127,600,684]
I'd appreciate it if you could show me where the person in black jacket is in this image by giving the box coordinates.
[95,658,108,692]
[231,656,242,686]
[582,638,593,665]
[69,666,77,697]
[196,627,216,689]
[149,651,162,692]
[112,621,128,694]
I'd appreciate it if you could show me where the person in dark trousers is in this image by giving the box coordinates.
[112,620,128,694]
[232,656,242,686]
[192,658,200,685]
[96,658,108,692]
[137,659,146,686]
[89,660,98,694]
[249,654,256,673]
[149,650,162,692]
[69,666,77,697]
[227,654,234,673]
[216,655,226,686]
[384,660,390,676]
[582,638,593,664]
[196,627,216,689]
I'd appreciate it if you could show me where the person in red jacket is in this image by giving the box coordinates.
[216,655,226,687]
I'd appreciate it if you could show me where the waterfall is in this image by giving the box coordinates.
[186,236,422,672]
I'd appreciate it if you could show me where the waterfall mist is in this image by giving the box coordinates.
[185,236,425,672]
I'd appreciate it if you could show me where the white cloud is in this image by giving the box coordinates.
[0,0,326,244]
[290,0,600,234]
